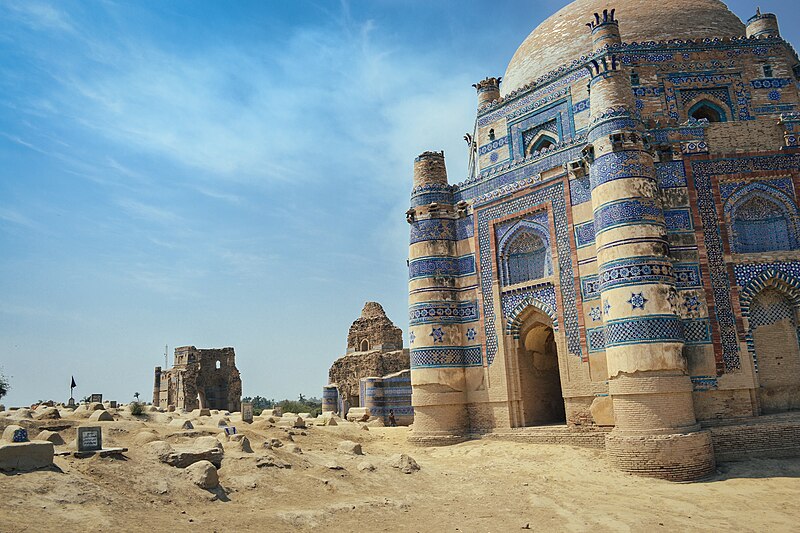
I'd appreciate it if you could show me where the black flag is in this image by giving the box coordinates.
[70,376,76,389]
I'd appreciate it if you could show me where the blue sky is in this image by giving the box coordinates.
[0,0,795,406]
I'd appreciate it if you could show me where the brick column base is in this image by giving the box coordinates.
[605,430,716,481]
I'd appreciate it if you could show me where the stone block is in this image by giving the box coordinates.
[35,430,65,446]
[589,396,615,426]
[169,419,194,430]
[89,410,113,422]
[0,441,54,472]
[184,460,218,489]
[2,425,26,443]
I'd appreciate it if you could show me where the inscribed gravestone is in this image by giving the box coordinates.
[90,394,103,403]
[77,426,102,452]
[109,401,117,409]
[242,402,253,423]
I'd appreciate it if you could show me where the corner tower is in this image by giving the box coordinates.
[407,152,469,444]
[584,9,715,480]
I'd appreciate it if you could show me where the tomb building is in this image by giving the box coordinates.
[325,302,413,423]
[153,346,242,412]
[407,0,800,480]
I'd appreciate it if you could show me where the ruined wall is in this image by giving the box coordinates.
[346,302,403,353]
[153,346,242,412]
[328,349,409,404]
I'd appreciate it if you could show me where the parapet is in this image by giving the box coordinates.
[746,9,780,38]
[413,151,448,189]
[473,77,502,108]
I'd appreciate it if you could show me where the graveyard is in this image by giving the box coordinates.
[1,401,800,532]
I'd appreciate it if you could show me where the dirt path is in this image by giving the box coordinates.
[2,419,800,532]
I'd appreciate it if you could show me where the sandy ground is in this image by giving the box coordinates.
[2,409,800,533]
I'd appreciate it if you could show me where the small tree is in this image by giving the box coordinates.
[134,392,140,401]
[0,372,9,400]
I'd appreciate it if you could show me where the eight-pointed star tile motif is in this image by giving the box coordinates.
[430,327,444,343]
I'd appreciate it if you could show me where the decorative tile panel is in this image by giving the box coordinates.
[409,301,479,326]
[410,346,483,368]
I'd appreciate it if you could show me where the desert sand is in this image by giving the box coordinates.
[2,407,800,532]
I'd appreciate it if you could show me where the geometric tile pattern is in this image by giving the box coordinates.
[674,264,702,289]
[409,300,479,325]
[656,161,688,188]
[587,327,606,352]
[476,181,581,363]
[409,218,456,243]
[691,154,800,371]
[664,209,694,232]
[574,221,596,248]
[408,254,476,280]
[598,257,674,292]
[410,346,483,368]
[683,318,712,345]
[580,275,600,300]
[569,175,592,206]
[604,315,684,348]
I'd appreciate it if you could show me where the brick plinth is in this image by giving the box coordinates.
[605,430,715,481]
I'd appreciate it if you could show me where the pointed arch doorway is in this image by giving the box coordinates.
[511,307,566,426]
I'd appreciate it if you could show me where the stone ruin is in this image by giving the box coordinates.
[154,346,242,412]
[325,302,412,424]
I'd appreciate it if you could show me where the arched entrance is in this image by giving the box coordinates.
[750,288,800,413]
[515,309,566,426]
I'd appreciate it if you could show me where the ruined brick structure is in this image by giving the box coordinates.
[154,346,242,412]
[326,303,411,420]
[407,0,800,480]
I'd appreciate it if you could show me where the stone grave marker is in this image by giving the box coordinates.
[67,398,75,408]
[109,401,117,409]
[12,428,28,443]
[242,402,253,423]
[90,394,103,403]
[77,426,102,452]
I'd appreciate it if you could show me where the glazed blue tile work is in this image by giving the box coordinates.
[580,276,600,300]
[589,150,657,189]
[477,68,588,127]
[656,162,688,188]
[664,73,752,121]
[410,183,453,208]
[569,176,592,206]
[674,264,702,289]
[408,255,476,280]
[598,256,675,292]
[684,319,713,345]
[410,346,483,368]
[573,98,590,114]
[456,215,475,240]
[587,327,606,352]
[409,219,456,244]
[409,300,479,326]
[476,182,581,363]
[500,283,558,324]
[604,315,684,348]
[751,78,793,89]
[691,376,719,391]
[691,154,800,371]
[508,101,571,161]
[719,176,795,203]
[479,135,509,156]
[594,198,664,234]
[664,209,694,233]
[574,221,596,248]
[735,265,800,372]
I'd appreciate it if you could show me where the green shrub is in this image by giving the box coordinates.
[129,401,145,416]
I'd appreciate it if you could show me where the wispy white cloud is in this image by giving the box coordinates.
[2,0,75,33]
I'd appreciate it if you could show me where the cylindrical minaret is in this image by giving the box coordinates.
[585,9,714,481]
[473,77,501,108]
[746,9,780,38]
[362,377,383,419]
[407,151,469,445]
[153,366,162,406]
[322,385,339,414]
